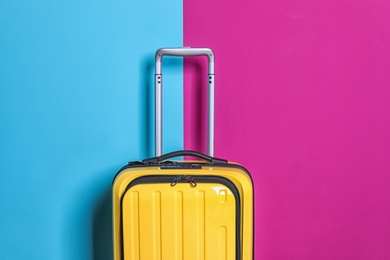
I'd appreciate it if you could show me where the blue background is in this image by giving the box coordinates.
[0,0,183,258]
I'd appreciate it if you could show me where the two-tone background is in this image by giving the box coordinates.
[1,0,390,259]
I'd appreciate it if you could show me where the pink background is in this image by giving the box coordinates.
[184,0,390,259]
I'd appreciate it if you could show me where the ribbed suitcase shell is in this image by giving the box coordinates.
[113,162,253,260]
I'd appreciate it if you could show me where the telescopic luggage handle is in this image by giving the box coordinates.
[155,47,215,157]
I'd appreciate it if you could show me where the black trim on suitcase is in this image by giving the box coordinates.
[119,175,241,260]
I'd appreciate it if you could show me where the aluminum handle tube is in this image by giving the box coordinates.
[155,47,215,157]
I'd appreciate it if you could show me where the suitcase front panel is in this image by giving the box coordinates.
[113,163,254,260]
[121,178,239,260]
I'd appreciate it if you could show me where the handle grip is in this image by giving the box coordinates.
[143,150,227,164]
[155,47,214,74]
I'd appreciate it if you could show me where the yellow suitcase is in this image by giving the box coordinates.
[112,48,254,260]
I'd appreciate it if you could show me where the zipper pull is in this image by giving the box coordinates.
[170,175,197,188]
[170,176,182,186]
[186,176,197,188]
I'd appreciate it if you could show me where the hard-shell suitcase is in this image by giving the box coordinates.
[112,47,254,260]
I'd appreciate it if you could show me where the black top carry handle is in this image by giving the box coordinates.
[142,150,227,164]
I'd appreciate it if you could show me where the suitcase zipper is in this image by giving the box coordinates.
[170,175,197,187]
